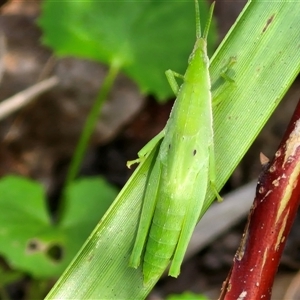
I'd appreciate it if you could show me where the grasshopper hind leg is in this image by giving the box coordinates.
[168,177,208,277]
[129,154,162,268]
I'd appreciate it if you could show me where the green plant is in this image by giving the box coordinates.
[0,1,217,298]
[43,2,300,299]
[0,176,117,278]
[166,291,209,300]
[0,1,299,299]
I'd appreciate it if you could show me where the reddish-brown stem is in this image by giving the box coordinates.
[219,99,300,300]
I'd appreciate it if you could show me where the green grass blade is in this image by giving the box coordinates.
[46,2,300,299]
[203,0,300,213]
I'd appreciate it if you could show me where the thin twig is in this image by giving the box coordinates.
[0,76,59,121]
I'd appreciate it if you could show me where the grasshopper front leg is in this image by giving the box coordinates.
[127,130,165,168]
[220,56,237,83]
[165,70,184,96]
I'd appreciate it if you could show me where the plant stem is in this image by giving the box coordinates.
[219,98,300,299]
[59,62,120,219]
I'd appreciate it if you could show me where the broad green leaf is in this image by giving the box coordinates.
[58,177,118,255]
[0,176,117,278]
[46,2,300,300]
[38,1,217,101]
[59,177,117,229]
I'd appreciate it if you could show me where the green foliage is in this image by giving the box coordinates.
[45,1,300,299]
[166,291,209,300]
[0,0,211,296]
[38,1,217,101]
[0,176,117,278]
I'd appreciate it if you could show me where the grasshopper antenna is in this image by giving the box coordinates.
[203,1,215,40]
[195,0,215,40]
[194,0,201,39]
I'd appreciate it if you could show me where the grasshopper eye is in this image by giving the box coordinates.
[193,149,197,156]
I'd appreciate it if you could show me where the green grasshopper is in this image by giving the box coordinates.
[128,0,222,284]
